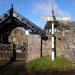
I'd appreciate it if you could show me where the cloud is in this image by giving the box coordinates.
[32,0,71,16]
[32,0,51,16]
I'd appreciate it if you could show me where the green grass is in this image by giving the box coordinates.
[26,56,75,71]
[0,56,75,74]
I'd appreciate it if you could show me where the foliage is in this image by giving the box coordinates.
[44,21,59,30]
[44,21,52,30]
[26,56,75,71]
[0,56,75,74]
[72,27,75,32]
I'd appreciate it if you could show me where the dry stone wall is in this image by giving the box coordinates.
[9,27,75,61]
[62,32,75,61]
[42,31,75,61]
[42,34,51,56]
[26,31,75,61]
[42,32,64,57]
[27,34,41,61]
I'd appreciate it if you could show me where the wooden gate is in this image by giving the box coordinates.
[15,45,27,60]
[0,44,27,60]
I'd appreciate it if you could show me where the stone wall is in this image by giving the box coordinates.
[42,34,51,56]
[62,31,75,61]
[42,31,75,61]
[6,22,75,61]
[9,29,75,61]
[26,33,66,61]
[42,32,64,57]
[10,33,41,61]
[27,34,41,61]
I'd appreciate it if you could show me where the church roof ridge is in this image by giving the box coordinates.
[0,7,46,37]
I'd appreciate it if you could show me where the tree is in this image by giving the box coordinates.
[44,21,59,31]
[72,27,75,32]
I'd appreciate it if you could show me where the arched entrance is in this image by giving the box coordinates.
[0,27,28,60]
[0,7,46,61]
[8,27,28,45]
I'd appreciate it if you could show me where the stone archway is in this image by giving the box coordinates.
[8,27,28,60]
[8,27,28,45]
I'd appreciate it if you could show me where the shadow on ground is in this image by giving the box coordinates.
[0,61,75,75]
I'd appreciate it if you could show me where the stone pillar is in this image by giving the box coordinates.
[27,34,41,61]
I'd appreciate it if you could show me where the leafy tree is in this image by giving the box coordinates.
[44,21,59,30]
[72,27,75,32]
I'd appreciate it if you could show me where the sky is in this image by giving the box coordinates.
[0,0,75,29]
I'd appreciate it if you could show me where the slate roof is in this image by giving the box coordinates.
[0,7,46,37]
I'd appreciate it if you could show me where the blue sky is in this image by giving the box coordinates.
[0,0,75,29]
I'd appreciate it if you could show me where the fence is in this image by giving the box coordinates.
[0,44,27,60]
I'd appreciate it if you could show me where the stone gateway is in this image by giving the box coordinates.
[0,7,75,62]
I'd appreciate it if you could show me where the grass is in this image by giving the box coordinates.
[26,56,75,71]
[0,56,75,75]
